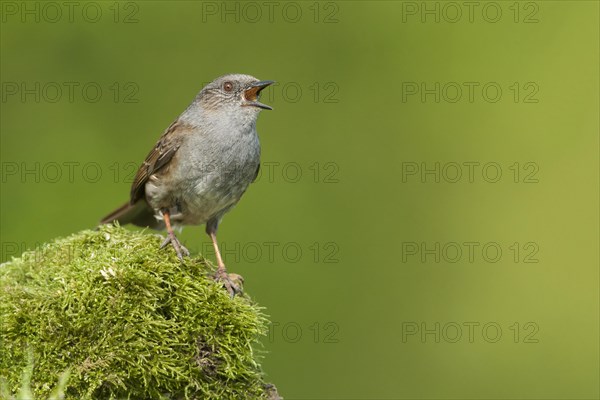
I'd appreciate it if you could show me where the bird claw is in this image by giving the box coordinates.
[160,232,189,260]
[213,268,244,297]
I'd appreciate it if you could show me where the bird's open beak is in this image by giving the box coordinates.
[243,80,275,110]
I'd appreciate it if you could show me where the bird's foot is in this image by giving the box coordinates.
[160,232,190,260]
[213,267,244,297]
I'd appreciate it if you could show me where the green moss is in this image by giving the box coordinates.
[0,224,279,399]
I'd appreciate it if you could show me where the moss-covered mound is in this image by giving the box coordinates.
[0,224,279,399]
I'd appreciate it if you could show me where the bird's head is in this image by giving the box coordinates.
[197,74,274,116]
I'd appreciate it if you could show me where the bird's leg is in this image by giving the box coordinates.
[208,231,243,296]
[160,209,189,260]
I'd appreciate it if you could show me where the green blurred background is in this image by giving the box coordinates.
[1,1,598,398]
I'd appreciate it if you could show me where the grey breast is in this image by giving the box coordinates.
[167,124,260,225]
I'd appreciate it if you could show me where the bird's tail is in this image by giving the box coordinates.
[100,201,162,229]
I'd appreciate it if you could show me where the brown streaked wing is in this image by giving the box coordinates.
[129,120,185,203]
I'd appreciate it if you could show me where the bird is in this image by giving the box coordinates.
[100,74,274,296]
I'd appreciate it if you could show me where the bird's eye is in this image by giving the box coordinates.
[223,81,234,92]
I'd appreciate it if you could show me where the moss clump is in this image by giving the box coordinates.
[0,224,279,399]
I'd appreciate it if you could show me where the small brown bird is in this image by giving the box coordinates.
[101,74,274,296]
